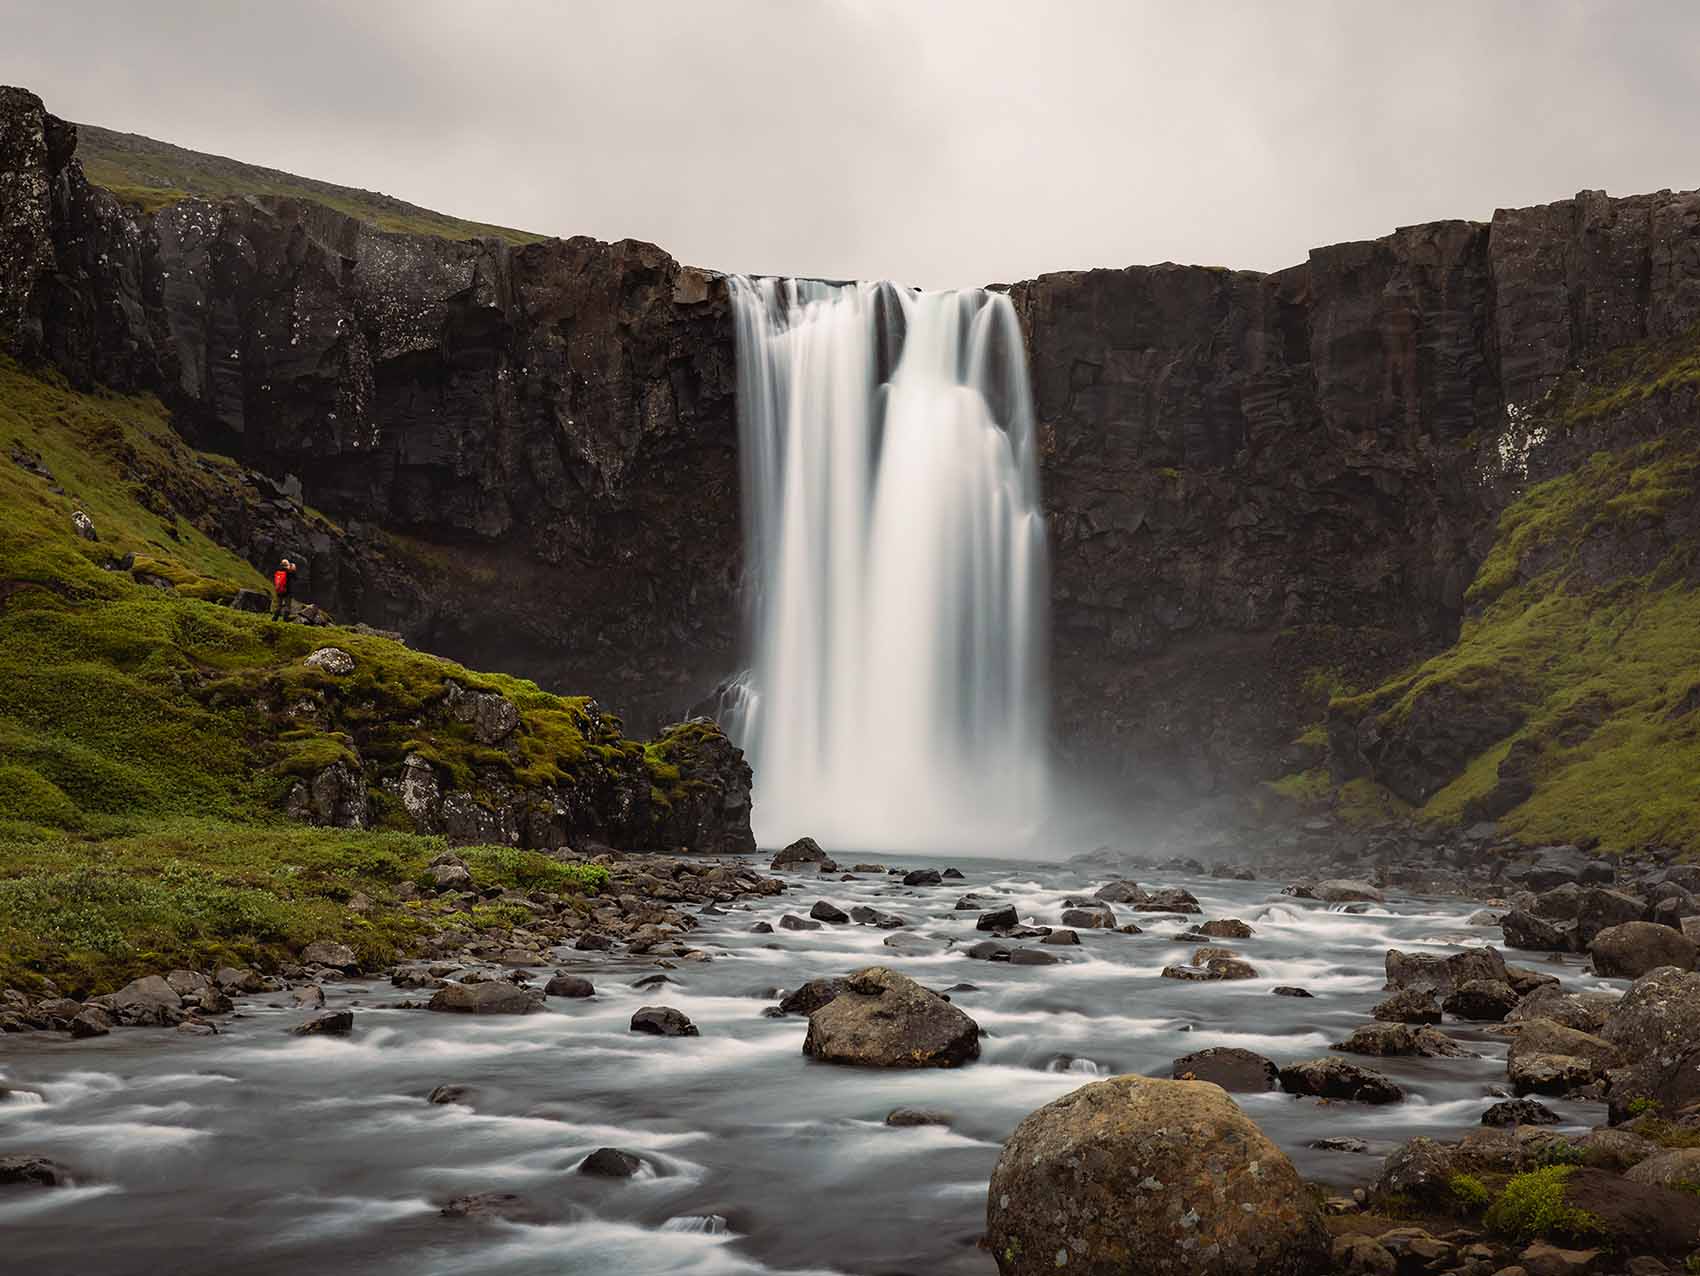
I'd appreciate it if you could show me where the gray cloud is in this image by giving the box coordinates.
[5,0,1698,287]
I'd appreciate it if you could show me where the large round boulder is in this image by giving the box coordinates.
[1590,921,1697,979]
[986,1075,1326,1276]
[801,967,979,1068]
[1599,966,1700,1121]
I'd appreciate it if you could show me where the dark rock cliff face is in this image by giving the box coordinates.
[1011,191,1700,800]
[7,84,1700,811]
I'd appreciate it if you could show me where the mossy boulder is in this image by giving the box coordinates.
[986,1075,1326,1276]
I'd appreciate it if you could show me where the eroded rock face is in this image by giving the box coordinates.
[801,967,979,1068]
[986,1075,1327,1276]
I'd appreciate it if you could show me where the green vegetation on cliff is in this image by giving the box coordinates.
[1324,327,1700,854]
[76,122,548,245]
[0,357,719,992]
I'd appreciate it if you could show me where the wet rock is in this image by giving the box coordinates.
[809,900,849,924]
[749,921,774,934]
[1506,964,1563,998]
[1535,1167,1700,1258]
[177,1019,219,1037]
[1373,988,1443,1024]
[0,1156,72,1187]
[1503,908,1578,952]
[1039,928,1079,945]
[111,975,185,1027]
[574,933,616,952]
[1576,887,1650,948]
[885,1107,952,1127]
[986,1075,1327,1276]
[1197,918,1254,939]
[1279,1058,1404,1104]
[1309,1136,1372,1153]
[902,869,942,886]
[579,1147,642,1177]
[966,940,1010,961]
[428,983,544,1015]
[771,836,828,869]
[778,978,847,1017]
[1385,946,1507,995]
[1590,921,1697,979]
[1482,1097,1560,1126]
[882,932,944,955]
[1442,979,1521,1021]
[1162,955,1257,981]
[1333,1023,1471,1057]
[292,1010,355,1036]
[1130,887,1202,914]
[1508,985,1620,1035]
[438,1192,532,1221]
[303,647,355,676]
[1517,1242,1602,1276]
[1598,966,1700,1121]
[1271,985,1313,998]
[630,1006,698,1037]
[291,984,325,1010]
[1169,1046,1279,1092]
[1008,948,1058,967]
[1467,908,1506,926]
[1091,879,1142,904]
[164,970,209,997]
[849,906,905,928]
[1059,904,1115,929]
[215,967,265,994]
[427,1085,470,1105]
[1505,1019,1624,1074]
[977,905,1019,931]
[1511,1053,1600,1096]
[632,974,677,990]
[69,1007,113,1039]
[941,868,964,880]
[801,967,979,1068]
[300,941,360,973]
[544,974,594,998]
[778,914,822,931]
[1313,879,1385,903]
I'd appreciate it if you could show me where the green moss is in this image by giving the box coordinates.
[1449,1173,1491,1210]
[1267,768,1331,803]
[1484,1165,1603,1242]
[469,901,535,930]
[1294,723,1328,748]
[1627,1115,1700,1151]
[460,846,607,896]
[1628,1097,1662,1118]
[1335,778,1411,827]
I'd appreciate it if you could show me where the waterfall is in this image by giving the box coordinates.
[725,276,1050,852]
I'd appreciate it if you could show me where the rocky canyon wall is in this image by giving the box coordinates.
[6,85,1700,806]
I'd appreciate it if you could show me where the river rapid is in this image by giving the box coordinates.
[0,855,1620,1276]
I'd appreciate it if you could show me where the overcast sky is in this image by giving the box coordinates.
[4,1,1697,287]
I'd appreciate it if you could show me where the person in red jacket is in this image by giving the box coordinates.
[271,558,297,620]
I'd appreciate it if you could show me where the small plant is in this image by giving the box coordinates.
[1627,1096,1662,1117]
[1530,1139,1585,1169]
[1449,1173,1491,1210]
[1685,1252,1700,1276]
[1484,1165,1604,1242]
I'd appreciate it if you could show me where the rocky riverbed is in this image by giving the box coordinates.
[1,845,1696,1275]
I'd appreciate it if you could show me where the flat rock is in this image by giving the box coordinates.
[1170,1046,1279,1092]
[976,905,1019,931]
[885,1107,952,1127]
[809,900,849,924]
[1481,1097,1560,1127]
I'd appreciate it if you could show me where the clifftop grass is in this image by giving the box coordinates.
[77,122,548,246]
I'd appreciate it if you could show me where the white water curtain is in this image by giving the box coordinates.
[726,277,1050,853]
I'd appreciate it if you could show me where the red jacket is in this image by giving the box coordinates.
[273,569,291,594]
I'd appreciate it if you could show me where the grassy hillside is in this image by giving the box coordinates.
[77,122,548,245]
[0,357,707,993]
[1289,328,1700,855]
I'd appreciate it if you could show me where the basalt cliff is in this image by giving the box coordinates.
[6,84,1700,850]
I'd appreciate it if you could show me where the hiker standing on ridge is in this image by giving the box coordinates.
[271,558,297,621]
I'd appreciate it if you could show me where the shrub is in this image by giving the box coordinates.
[1484,1165,1604,1242]
[1449,1173,1491,1210]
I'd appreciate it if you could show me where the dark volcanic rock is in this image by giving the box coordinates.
[629,1006,698,1038]
[976,905,1019,931]
[1481,1097,1560,1127]
[578,1147,643,1178]
[885,1107,952,1127]
[778,978,847,1017]
[428,982,544,1015]
[1442,978,1521,1022]
[801,967,979,1068]
[544,974,595,998]
[0,1155,72,1187]
[1372,988,1442,1024]
[902,869,943,887]
[771,838,827,869]
[1385,946,1507,996]
[292,1010,355,1036]
[1170,1046,1279,1092]
[778,914,822,932]
[809,900,849,924]
[1278,1058,1404,1104]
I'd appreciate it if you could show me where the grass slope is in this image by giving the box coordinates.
[0,358,673,993]
[77,122,548,245]
[1310,328,1700,854]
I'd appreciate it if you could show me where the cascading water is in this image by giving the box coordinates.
[725,276,1050,852]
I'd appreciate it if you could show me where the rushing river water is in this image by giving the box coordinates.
[1,856,1619,1276]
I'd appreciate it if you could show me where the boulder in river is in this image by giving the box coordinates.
[69,1008,113,1039]
[578,1147,643,1177]
[985,1074,1327,1276]
[438,1192,534,1221]
[1481,1097,1560,1127]
[1278,1058,1404,1104]
[428,982,544,1015]
[1384,946,1506,995]
[1442,978,1520,1021]
[1271,986,1313,998]
[778,914,822,931]
[1197,918,1254,939]
[1501,908,1578,952]
[0,1156,72,1187]
[778,977,847,1016]
[1169,1047,1279,1092]
[300,941,360,973]
[849,905,905,928]
[1507,985,1620,1034]
[1039,928,1079,946]
[966,940,1010,961]
[1372,988,1442,1024]
[292,1010,355,1036]
[1130,887,1202,914]
[1059,904,1114,928]
[1333,1023,1471,1058]
[544,974,594,998]
[1091,879,1142,904]
[771,836,828,869]
[885,1106,952,1127]
[630,1006,699,1037]
[976,905,1019,931]
[1590,920,1697,978]
[902,869,943,886]
[801,967,979,1068]
[111,975,185,1026]
[1008,948,1058,966]
[809,900,850,924]
[1598,966,1700,1121]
